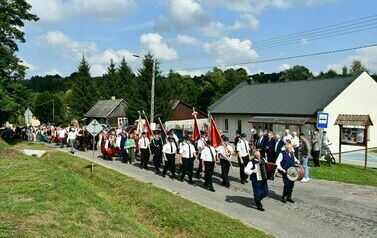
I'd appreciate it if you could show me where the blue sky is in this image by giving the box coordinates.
[20,0,377,78]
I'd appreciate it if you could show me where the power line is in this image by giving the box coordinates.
[171,43,377,72]
[172,14,377,60]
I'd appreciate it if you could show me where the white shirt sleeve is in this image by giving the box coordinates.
[244,161,254,176]
[276,153,284,172]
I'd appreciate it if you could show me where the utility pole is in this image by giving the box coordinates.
[52,99,55,124]
[151,59,155,123]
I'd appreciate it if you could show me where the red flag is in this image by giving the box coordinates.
[192,110,200,142]
[142,111,153,138]
[209,116,222,148]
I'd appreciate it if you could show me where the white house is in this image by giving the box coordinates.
[209,72,377,153]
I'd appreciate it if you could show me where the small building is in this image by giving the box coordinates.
[84,98,127,127]
[165,100,208,130]
[209,72,377,153]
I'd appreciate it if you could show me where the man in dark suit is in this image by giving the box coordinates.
[255,130,266,158]
[264,130,276,163]
[274,134,285,163]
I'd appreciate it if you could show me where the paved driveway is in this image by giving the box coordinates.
[57,147,377,238]
[339,150,377,168]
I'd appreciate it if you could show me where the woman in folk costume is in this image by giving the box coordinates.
[125,131,136,164]
[276,140,300,203]
[105,134,117,160]
[244,150,269,211]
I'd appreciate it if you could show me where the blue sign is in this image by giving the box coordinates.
[317,112,329,129]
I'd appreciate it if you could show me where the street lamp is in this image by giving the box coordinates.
[133,54,156,123]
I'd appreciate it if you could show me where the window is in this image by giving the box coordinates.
[224,119,229,131]
[237,120,242,132]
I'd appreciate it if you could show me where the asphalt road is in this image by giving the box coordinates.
[57,147,377,238]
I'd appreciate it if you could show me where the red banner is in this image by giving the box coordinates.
[209,116,222,148]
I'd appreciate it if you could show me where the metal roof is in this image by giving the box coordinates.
[209,75,359,116]
[84,99,126,118]
[334,114,373,127]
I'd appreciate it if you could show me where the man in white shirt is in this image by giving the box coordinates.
[179,136,196,184]
[291,131,300,159]
[58,127,66,148]
[201,140,218,192]
[162,133,178,179]
[67,128,77,154]
[195,134,207,179]
[237,133,251,184]
[138,132,150,169]
[283,129,292,143]
[216,135,234,188]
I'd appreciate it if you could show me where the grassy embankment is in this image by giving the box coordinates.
[0,140,271,238]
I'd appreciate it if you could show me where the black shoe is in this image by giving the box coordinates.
[287,191,295,203]
[179,178,184,182]
[188,180,195,185]
[281,191,287,203]
[241,180,245,184]
[208,187,215,192]
[162,173,166,177]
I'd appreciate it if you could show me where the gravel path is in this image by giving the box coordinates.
[57,147,377,238]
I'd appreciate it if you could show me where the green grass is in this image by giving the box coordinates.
[310,161,377,187]
[0,144,271,238]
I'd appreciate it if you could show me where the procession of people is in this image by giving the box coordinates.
[17,118,326,212]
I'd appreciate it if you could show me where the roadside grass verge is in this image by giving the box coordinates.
[0,145,271,238]
[310,161,377,187]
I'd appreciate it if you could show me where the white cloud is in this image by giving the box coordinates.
[229,13,259,30]
[204,37,258,64]
[278,63,291,71]
[140,33,178,61]
[168,0,206,27]
[327,46,377,74]
[175,69,205,77]
[200,21,226,37]
[45,68,62,76]
[21,59,37,72]
[38,31,98,58]
[28,0,136,22]
[176,34,200,46]
[37,31,138,76]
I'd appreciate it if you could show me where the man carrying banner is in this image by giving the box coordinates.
[195,134,207,179]
[201,139,218,192]
[216,135,234,188]
[237,133,251,184]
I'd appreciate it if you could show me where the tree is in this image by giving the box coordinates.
[342,66,348,76]
[33,92,64,124]
[350,60,367,75]
[279,65,313,82]
[101,59,120,99]
[68,56,99,119]
[0,0,38,80]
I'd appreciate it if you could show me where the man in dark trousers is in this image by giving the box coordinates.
[274,134,285,161]
[162,133,177,179]
[237,133,251,184]
[255,130,266,158]
[179,136,197,184]
[150,131,163,174]
[201,140,218,192]
[138,132,150,169]
[264,130,276,162]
